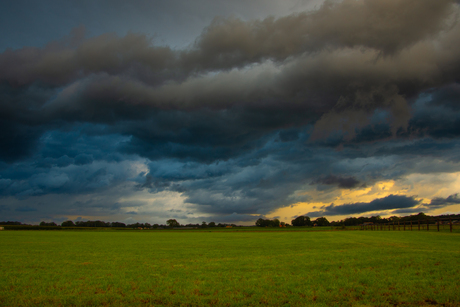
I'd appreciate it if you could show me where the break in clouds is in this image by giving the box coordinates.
[1,0,460,223]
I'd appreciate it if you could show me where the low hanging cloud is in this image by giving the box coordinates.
[306,193,460,218]
[306,194,422,217]
[428,193,460,208]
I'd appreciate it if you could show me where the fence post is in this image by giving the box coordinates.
[418,220,420,231]
[404,221,405,231]
[450,218,453,233]
[410,220,412,231]
[398,221,400,231]
[427,220,429,231]
[437,218,440,232]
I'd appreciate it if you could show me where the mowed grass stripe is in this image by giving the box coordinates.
[1,230,459,306]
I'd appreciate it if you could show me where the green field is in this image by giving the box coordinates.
[1,230,459,306]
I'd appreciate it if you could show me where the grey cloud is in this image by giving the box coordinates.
[15,206,37,212]
[312,175,362,189]
[2,1,460,223]
[428,84,460,110]
[0,159,140,198]
[74,154,93,165]
[306,194,421,217]
[388,194,460,214]
[0,28,175,87]
[184,0,455,70]
[428,193,460,208]
[0,1,459,164]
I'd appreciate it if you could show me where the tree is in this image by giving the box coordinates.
[271,218,280,227]
[313,217,330,226]
[388,216,400,222]
[256,218,268,227]
[208,222,216,227]
[291,216,312,226]
[61,220,75,227]
[256,218,286,227]
[166,219,180,227]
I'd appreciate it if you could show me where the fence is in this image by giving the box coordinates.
[360,218,459,232]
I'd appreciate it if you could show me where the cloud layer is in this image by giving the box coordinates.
[1,0,460,223]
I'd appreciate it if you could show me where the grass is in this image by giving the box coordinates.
[1,229,459,306]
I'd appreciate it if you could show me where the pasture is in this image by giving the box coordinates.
[1,229,459,306]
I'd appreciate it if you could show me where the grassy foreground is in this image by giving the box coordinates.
[1,230,459,306]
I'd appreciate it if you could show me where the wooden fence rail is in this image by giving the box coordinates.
[360,217,458,232]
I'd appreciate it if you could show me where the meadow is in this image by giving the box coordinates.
[1,229,459,306]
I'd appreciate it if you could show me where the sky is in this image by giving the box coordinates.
[1,0,460,225]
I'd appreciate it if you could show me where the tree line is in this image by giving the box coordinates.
[2,212,459,229]
[165,219,237,228]
[255,212,460,227]
[329,212,437,226]
[255,216,330,227]
[0,219,238,229]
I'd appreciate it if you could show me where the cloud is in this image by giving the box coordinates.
[183,0,455,70]
[1,1,460,165]
[428,193,460,208]
[306,193,460,218]
[0,27,175,87]
[306,194,421,217]
[1,1,460,223]
[312,175,362,189]
[15,206,37,212]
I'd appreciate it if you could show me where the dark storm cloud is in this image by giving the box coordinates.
[0,1,458,126]
[306,194,421,217]
[428,194,460,208]
[135,132,319,215]
[3,0,454,86]
[184,0,454,70]
[0,127,138,198]
[2,0,460,222]
[0,28,175,87]
[15,206,37,212]
[427,84,460,111]
[387,193,460,214]
[0,121,44,162]
[312,175,362,189]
